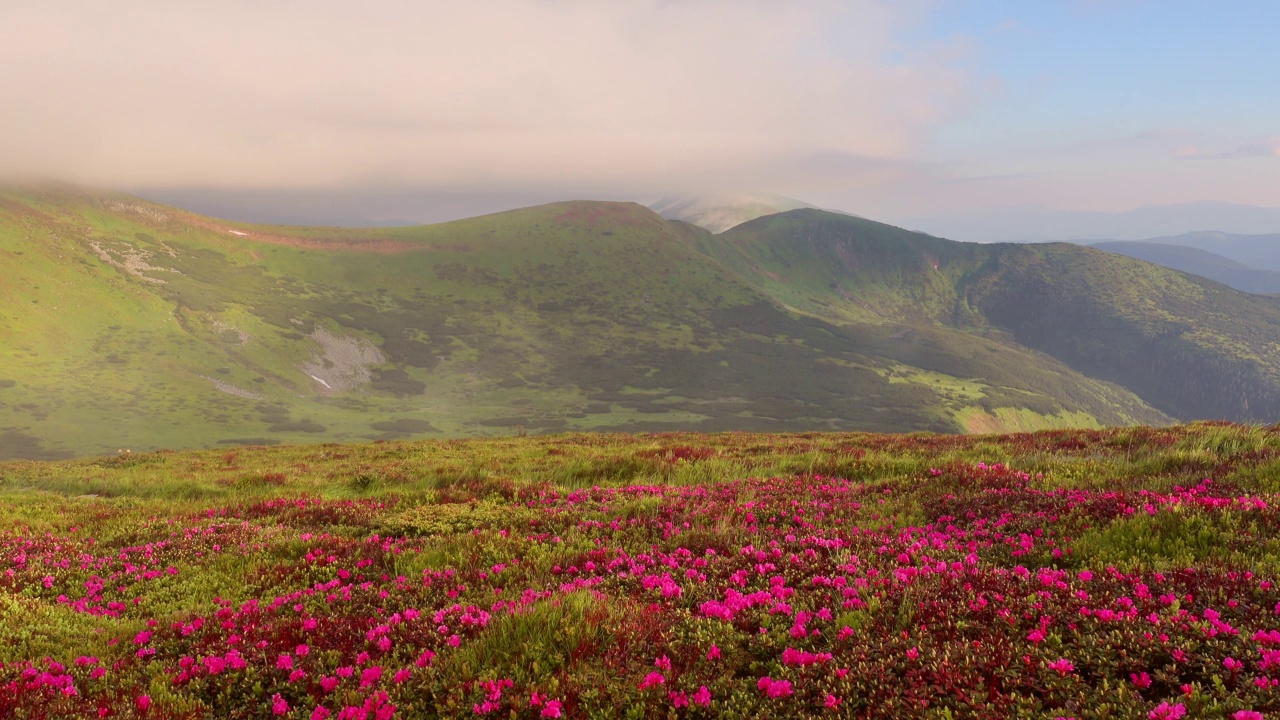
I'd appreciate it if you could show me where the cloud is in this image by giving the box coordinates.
[1172,136,1280,160]
[0,1,972,193]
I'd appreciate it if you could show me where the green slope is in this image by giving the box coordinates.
[709,209,1280,424]
[0,187,1171,459]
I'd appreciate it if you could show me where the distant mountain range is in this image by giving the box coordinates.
[8,185,1280,459]
[1090,239,1280,294]
[900,202,1280,243]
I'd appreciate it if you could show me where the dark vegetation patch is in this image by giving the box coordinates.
[370,419,440,434]
[0,430,73,460]
[370,368,426,397]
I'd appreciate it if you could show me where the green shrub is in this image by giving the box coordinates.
[379,499,536,536]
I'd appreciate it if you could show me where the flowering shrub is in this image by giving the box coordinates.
[2,426,1280,717]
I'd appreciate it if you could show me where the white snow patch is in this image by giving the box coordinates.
[309,374,332,389]
[227,230,248,236]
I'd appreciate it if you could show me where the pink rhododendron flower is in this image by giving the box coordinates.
[1048,658,1075,675]
[541,700,563,718]
[639,672,666,690]
[692,686,712,707]
[272,694,289,716]
[1232,712,1263,720]
[136,695,152,712]
[757,677,793,698]
[360,666,383,688]
[1150,702,1187,720]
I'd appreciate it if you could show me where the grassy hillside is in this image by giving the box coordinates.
[967,243,1280,421]
[0,187,1171,459]
[1091,241,1280,294]
[707,210,1280,423]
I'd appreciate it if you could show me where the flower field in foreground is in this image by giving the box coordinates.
[4,425,1280,718]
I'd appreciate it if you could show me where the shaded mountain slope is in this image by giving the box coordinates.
[706,210,1280,423]
[0,187,1173,458]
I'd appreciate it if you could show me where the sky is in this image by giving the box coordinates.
[1,0,1276,227]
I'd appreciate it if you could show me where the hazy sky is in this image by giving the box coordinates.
[2,0,1276,223]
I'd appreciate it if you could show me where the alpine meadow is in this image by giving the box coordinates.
[6,2,1280,719]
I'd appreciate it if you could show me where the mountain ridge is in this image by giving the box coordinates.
[9,185,1280,459]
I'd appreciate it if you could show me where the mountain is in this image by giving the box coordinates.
[649,193,815,233]
[12,187,1280,461]
[0,185,1186,460]
[1096,232,1280,272]
[1090,241,1280,294]
[899,202,1280,243]
[708,210,1280,422]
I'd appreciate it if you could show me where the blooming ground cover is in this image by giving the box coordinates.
[3,425,1280,718]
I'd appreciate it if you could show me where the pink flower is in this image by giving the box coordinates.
[906,647,919,661]
[360,666,383,688]
[1150,702,1187,720]
[136,695,152,712]
[825,695,841,708]
[311,707,331,720]
[1225,657,1244,672]
[1131,672,1152,689]
[654,655,672,670]
[707,644,721,661]
[757,677,793,698]
[415,650,436,667]
[296,644,310,656]
[639,672,666,690]
[1048,658,1075,675]
[1027,629,1045,644]
[692,686,712,707]
[272,694,289,716]
[1232,712,1264,720]
[277,654,294,670]
[393,668,412,683]
[541,700,563,718]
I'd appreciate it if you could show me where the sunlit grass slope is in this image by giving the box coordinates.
[0,187,1180,459]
